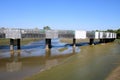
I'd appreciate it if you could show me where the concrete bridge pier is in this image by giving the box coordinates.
[89,38,94,45]
[111,38,115,42]
[10,39,21,51]
[45,38,52,50]
[73,38,76,48]
[99,39,104,43]
[10,39,14,51]
[107,38,112,42]
[103,39,107,43]
[17,39,21,50]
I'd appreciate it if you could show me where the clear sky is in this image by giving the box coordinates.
[0,0,120,30]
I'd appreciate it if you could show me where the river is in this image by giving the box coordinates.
[0,39,120,80]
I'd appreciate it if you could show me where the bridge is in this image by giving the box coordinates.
[0,28,117,51]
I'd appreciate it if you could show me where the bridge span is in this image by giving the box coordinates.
[0,28,117,51]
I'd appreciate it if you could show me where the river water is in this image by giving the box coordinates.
[0,39,120,80]
[0,39,80,80]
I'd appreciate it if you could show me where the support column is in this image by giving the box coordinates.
[10,39,14,51]
[107,38,111,42]
[100,39,104,43]
[17,39,21,50]
[111,38,115,42]
[105,39,110,43]
[99,39,102,43]
[102,39,105,43]
[73,38,76,48]
[89,38,94,45]
[45,38,51,50]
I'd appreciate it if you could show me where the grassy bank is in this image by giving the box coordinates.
[0,38,41,46]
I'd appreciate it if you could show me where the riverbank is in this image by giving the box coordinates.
[105,39,120,80]
[25,41,120,80]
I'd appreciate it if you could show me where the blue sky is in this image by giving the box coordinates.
[0,0,120,30]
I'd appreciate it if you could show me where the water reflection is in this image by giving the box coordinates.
[6,50,22,72]
[6,62,22,72]
[45,49,51,58]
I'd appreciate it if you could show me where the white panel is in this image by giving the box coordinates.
[111,33,113,38]
[46,30,58,38]
[99,32,103,39]
[95,32,99,39]
[114,33,116,38]
[110,33,112,38]
[75,30,86,39]
[106,32,109,38]
[113,33,115,38]
[4,29,21,39]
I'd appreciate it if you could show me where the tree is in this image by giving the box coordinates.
[43,26,51,30]
[107,29,114,32]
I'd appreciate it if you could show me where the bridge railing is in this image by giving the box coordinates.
[0,28,117,39]
[58,30,75,38]
[21,29,45,38]
[86,31,117,39]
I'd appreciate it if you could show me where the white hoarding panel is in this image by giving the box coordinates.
[100,32,103,39]
[46,30,58,38]
[5,29,21,39]
[110,33,112,38]
[112,33,114,38]
[75,30,86,39]
[106,32,110,38]
[113,33,115,38]
[95,32,99,39]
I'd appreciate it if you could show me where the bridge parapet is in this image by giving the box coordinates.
[58,30,75,38]
[46,30,58,38]
[21,29,45,38]
[4,28,21,39]
[0,28,117,39]
[86,31,116,39]
[75,30,86,39]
